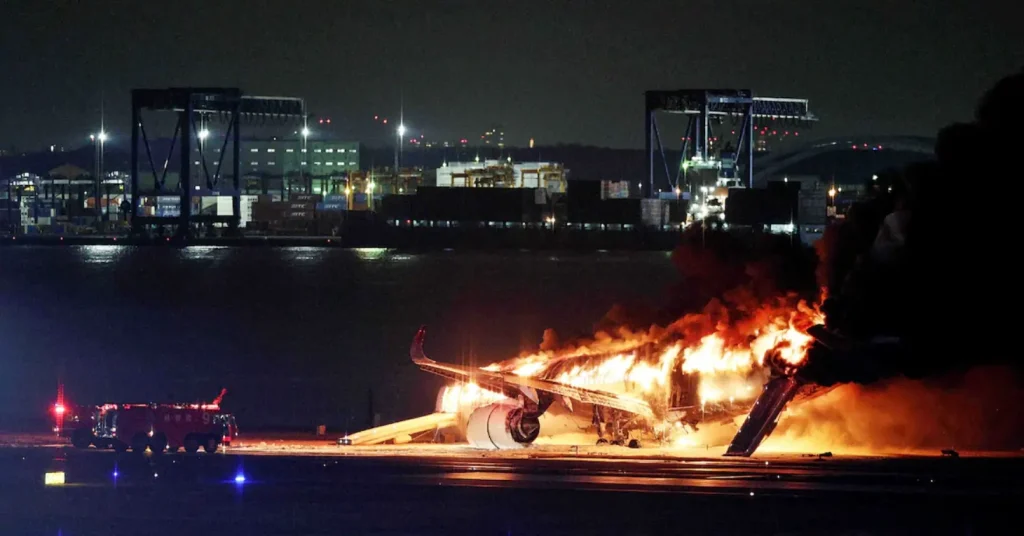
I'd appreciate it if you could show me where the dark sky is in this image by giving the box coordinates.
[1,0,1020,151]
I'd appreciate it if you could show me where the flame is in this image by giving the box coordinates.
[480,296,824,411]
[438,382,507,414]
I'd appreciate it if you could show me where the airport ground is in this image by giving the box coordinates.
[2,433,1021,535]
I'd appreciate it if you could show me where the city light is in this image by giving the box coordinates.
[53,403,66,415]
[97,131,108,142]
[397,124,407,137]
[367,181,375,193]
[198,128,210,141]
[301,127,311,138]
[234,473,246,484]
[828,187,837,197]
[872,174,878,181]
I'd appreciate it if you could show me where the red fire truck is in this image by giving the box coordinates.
[64,389,238,454]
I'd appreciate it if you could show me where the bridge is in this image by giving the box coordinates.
[752,135,936,183]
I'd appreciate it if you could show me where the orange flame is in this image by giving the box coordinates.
[438,383,507,414]
[482,296,824,409]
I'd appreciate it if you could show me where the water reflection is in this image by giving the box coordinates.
[177,246,227,261]
[280,247,327,263]
[73,245,128,264]
[353,247,390,261]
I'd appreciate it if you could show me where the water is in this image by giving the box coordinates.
[0,246,676,429]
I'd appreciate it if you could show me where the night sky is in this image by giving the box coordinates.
[1,0,1020,151]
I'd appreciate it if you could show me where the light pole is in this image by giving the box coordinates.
[91,131,107,225]
[396,123,406,172]
[301,126,310,196]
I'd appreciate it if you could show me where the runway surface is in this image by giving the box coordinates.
[2,440,1021,534]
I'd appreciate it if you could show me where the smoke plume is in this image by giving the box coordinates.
[764,367,1024,454]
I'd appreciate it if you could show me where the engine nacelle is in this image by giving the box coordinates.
[466,402,541,449]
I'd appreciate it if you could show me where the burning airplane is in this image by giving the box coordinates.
[402,293,838,456]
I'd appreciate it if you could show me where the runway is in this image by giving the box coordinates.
[2,440,1021,534]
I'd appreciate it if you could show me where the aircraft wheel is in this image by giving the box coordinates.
[596,438,609,446]
[183,437,200,454]
[202,436,219,454]
[628,439,641,449]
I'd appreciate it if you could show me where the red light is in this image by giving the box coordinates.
[772,131,777,135]
[319,119,324,124]
[877,145,882,149]
[383,119,388,124]
[852,145,857,149]
[373,115,378,120]
[784,131,789,135]
[795,132,799,136]
[54,403,66,415]
[326,119,331,124]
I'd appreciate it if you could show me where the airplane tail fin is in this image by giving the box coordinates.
[411,326,433,363]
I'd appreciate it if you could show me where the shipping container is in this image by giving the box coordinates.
[291,193,323,203]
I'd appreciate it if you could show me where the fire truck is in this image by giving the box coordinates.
[63,389,238,454]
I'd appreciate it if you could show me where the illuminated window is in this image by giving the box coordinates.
[250,161,258,165]
[285,148,294,153]
[267,161,275,165]
[349,162,356,166]
[326,162,333,166]
[325,149,334,153]
[250,148,258,152]
[301,148,307,153]
[301,161,307,165]
[267,148,276,153]
[314,162,321,165]
[314,149,322,153]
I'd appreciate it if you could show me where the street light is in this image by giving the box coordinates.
[397,123,407,138]
[198,128,210,141]
[97,131,108,143]
[301,127,310,138]
[828,187,837,197]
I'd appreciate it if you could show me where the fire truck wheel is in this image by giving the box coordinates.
[131,433,149,453]
[150,433,167,455]
[183,437,200,454]
[202,437,219,454]
[71,429,93,449]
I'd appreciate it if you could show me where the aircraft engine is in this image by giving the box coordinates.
[466,402,541,449]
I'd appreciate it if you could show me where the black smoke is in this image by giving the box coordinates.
[806,68,1024,386]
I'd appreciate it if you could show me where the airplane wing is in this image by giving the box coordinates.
[411,327,655,419]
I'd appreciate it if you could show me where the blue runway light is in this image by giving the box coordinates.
[234,474,246,484]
